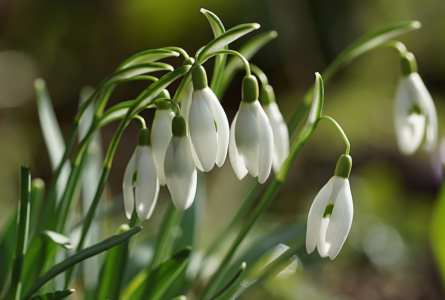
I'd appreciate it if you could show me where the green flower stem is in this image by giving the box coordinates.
[8,166,31,300]
[204,181,261,259]
[23,227,141,300]
[134,115,147,129]
[172,71,191,104]
[250,64,269,86]
[376,40,408,56]
[203,49,251,76]
[320,115,350,155]
[202,115,321,298]
[149,202,183,270]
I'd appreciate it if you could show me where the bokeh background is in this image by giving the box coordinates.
[1,0,445,299]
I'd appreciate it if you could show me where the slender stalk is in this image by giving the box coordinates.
[8,166,31,300]
[320,115,350,155]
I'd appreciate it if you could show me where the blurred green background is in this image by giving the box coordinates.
[1,0,445,299]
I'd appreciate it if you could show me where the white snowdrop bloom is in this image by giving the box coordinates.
[229,75,274,184]
[151,101,175,186]
[306,155,353,260]
[394,54,438,155]
[261,85,289,173]
[122,129,159,220]
[187,65,229,172]
[164,115,197,211]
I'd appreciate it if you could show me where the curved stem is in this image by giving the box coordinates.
[320,115,351,155]
[250,64,269,86]
[134,115,146,129]
[204,49,251,76]
[163,46,190,60]
[376,40,408,56]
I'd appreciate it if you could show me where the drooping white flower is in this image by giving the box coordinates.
[164,115,197,211]
[229,75,274,184]
[394,54,438,155]
[306,155,353,260]
[151,101,175,186]
[261,85,289,173]
[122,129,159,220]
[186,65,229,172]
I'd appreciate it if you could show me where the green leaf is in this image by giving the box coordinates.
[28,179,45,240]
[197,23,260,64]
[431,182,445,286]
[103,63,173,88]
[143,247,191,300]
[323,20,421,83]
[34,79,71,203]
[210,262,246,300]
[218,30,277,97]
[201,8,227,92]
[117,49,180,70]
[30,288,75,300]
[0,213,17,292]
[98,100,137,128]
[7,166,31,300]
[96,225,132,300]
[22,226,141,300]
[21,231,72,294]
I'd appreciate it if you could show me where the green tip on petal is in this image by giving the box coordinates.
[138,128,151,146]
[400,52,417,76]
[260,85,276,106]
[323,204,334,217]
[191,64,208,90]
[172,115,187,137]
[242,75,259,103]
[334,154,352,178]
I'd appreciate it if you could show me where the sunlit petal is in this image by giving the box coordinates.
[189,90,218,171]
[135,146,159,220]
[152,109,174,185]
[229,113,248,180]
[264,102,289,173]
[306,177,335,254]
[256,102,274,183]
[326,178,353,260]
[122,149,137,219]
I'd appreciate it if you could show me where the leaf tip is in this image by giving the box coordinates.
[253,23,261,30]
[241,262,247,270]
[411,20,422,29]
[34,78,45,90]
[270,30,278,38]
[200,8,208,14]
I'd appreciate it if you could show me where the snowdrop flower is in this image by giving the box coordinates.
[122,128,159,220]
[151,100,175,186]
[229,75,274,184]
[394,53,438,155]
[186,65,229,172]
[164,115,197,211]
[261,84,289,173]
[306,154,353,260]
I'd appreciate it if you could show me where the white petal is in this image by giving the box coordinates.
[189,91,218,171]
[264,102,289,173]
[165,137,197,211]
[122,149,137,219]
[135,146,160,220]
[235,102,260,177]
[306,177,335,254]
[151,109,174,185]
[180,81,193,128]
[409,73,438,153]
[326,178,353,260]
[203,88,229,167]
[229,112,248,180]
[255,102,274,183]
[317,217,330,258]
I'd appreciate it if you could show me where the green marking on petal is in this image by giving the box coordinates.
[323,204,334,217]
